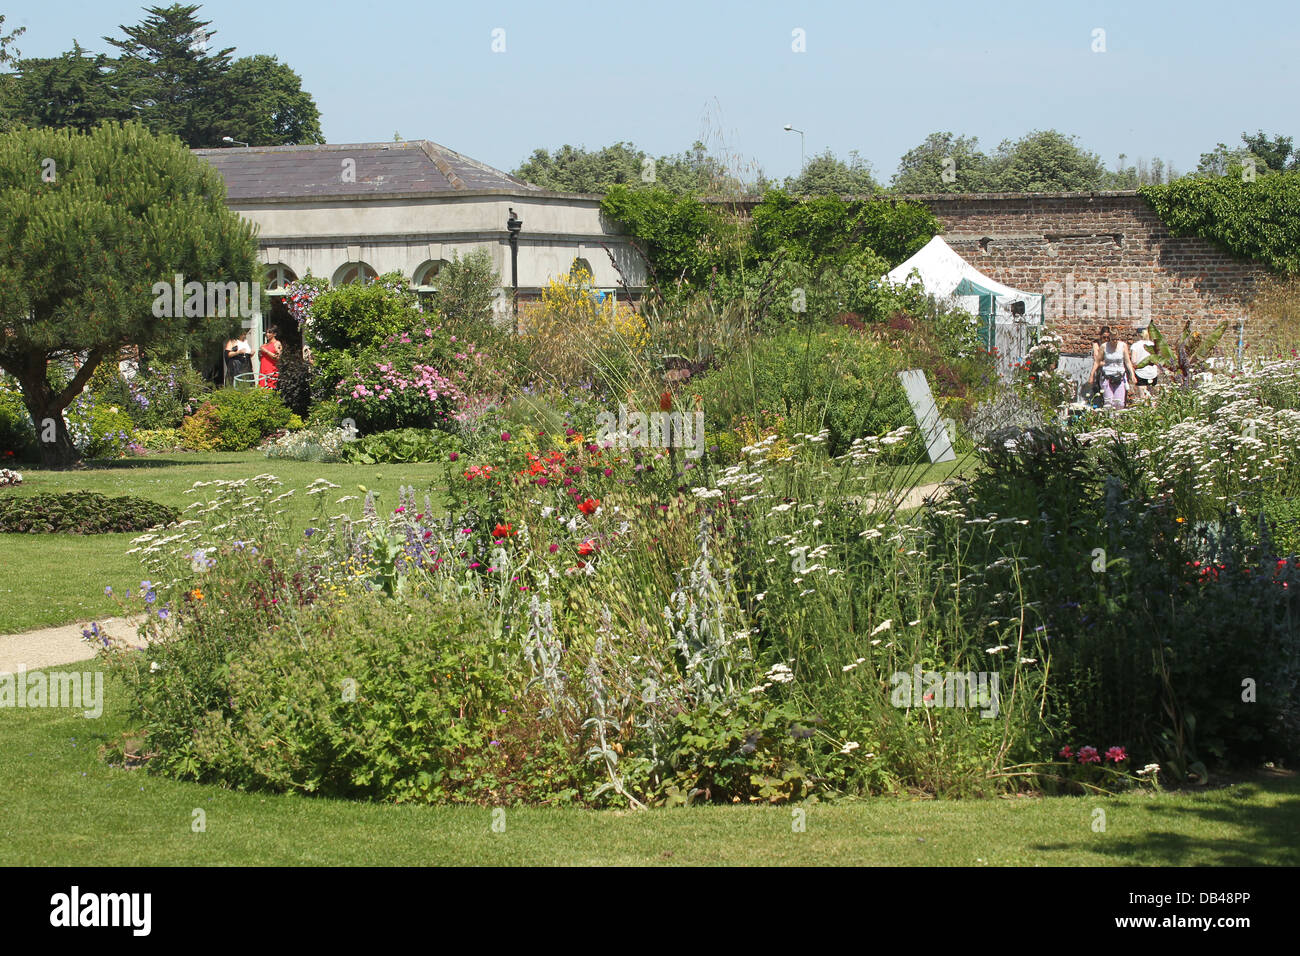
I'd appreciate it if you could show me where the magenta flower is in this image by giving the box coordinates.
[1058,746,1073,760]
[1077,745,1101,764]
[1105,746,1128,763]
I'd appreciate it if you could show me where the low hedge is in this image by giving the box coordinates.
[0,491,178,534]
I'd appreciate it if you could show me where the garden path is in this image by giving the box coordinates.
[0,616,141,672]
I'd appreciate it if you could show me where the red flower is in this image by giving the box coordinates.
[1058,746,1073,760]
[578,498,600,516]
[659,391,672,412]
[578,540,595,556]
[492,523,514,539]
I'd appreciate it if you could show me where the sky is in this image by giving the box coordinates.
[8,0,1299,183]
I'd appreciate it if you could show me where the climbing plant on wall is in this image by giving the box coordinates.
[1139,172,1300,274]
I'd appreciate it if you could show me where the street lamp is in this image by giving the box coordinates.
[222,136,250,148]
[506,208,523,333]
[783,124,805,173]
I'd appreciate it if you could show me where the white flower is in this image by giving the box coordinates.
[766,663,795,684]
[839,741,860,755]
[149,661,161,673]
[986,645,1010,655]
[908,619,921,626]
[1136,763,1161,777]
[870,620,892,636]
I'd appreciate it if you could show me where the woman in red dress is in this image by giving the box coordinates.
[258,326,282,388]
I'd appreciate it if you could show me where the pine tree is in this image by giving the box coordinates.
[104,4,238,147]
[0,122,260,465]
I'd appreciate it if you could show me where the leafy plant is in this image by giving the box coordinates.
[0,491,176,533]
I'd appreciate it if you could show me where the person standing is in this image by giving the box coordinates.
[1129,321,1160,401]
[225,330,252,386]
[1089,325,1137,410]
[258,326,282,389]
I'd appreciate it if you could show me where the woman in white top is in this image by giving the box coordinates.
[1128,321,1160,401]
[1088,324,1137,410]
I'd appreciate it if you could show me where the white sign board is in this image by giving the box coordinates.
[898,369,955,463]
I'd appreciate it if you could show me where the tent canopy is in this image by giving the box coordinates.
[883,235,1044,328]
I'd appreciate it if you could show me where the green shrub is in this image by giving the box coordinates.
[305,276,422,353]
[134,427,184,450]
[0,378,36,461]
[0,491,177,533]
[340,427,451,464]
[186,388,292,451]
[65,396,136,459]
[115,581,585,805]
[694,323,917,458]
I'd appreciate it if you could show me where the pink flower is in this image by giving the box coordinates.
[1105,746,1127,763]
[1077,745,1101,764]
[1058,746,1073,760]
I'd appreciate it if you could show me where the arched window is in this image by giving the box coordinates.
[413,259,448,291]
[332,261,378,287]
[261,263,298,295]
[570,257,594,285]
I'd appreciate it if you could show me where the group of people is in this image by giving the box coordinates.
[222,327,282,389]
[1086,321,1161,410]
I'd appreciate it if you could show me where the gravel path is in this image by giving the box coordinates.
[0,616,141,673]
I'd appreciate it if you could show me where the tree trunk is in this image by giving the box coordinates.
[10,348,109,468]
[17,375,79,468]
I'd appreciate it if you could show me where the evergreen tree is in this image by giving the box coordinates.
[7,43,132,132]
[0,122,260,465]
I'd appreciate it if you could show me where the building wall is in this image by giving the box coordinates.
[232,192,647,293]
[918,192,1269,354]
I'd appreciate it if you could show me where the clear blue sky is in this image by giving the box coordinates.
[10,0,1299,182]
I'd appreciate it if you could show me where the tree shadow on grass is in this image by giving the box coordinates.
[48,456,254,472]
[1033,773,1300,866]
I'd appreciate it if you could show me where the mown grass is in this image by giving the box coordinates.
[0,452,446,632]
[0,665,1295,866]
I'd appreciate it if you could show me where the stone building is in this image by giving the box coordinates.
[194,140,646,346]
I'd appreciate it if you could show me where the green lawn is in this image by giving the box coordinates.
[0,452,446,633]
[0,665,1295,866]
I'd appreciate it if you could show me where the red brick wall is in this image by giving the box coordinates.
[913,191,1268,354]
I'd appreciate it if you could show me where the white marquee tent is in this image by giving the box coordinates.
[882,236,1044,376]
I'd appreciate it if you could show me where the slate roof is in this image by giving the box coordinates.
[193,141,541,200]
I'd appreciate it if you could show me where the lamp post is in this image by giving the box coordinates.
[783,124,805,173]
[507,208,523,333]
[221,136,250,148]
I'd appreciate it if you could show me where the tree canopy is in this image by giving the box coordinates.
[0,122,261,465]
[513,140,756,196]
[2,4,322,146]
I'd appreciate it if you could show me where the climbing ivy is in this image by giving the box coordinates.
[1139,172,1300,274]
